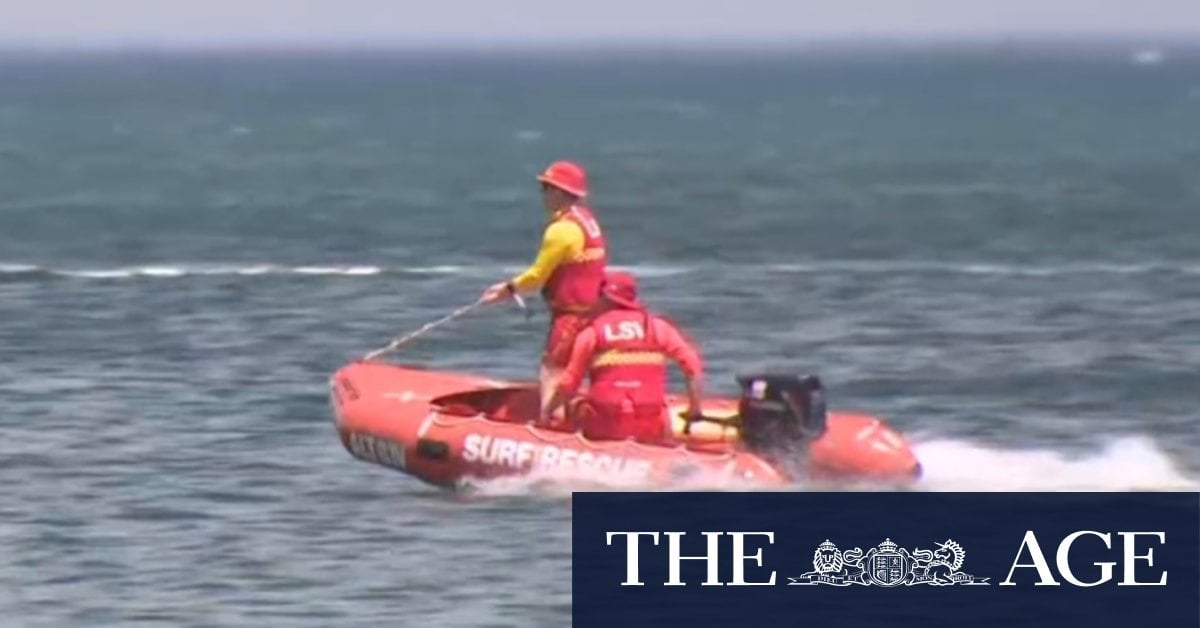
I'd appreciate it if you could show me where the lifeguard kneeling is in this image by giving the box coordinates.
[540,271,704,443]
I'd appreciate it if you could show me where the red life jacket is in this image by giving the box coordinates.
[541,205,607,314]
[585,307,667,409]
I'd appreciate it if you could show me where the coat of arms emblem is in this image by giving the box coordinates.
[789,538,990,586]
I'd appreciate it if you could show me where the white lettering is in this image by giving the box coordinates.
[730,532,776,586]
[1056,531,1114,587]
[1001,530,1060,586]
[516,442,536,468]
[346,433,407,471]
[665,532,723,586]
[540,444,560,468]
[498,439,518,468]
[481,435,498,463]
[607,532,659,586]
[462,434,482,462]
[458,433,653,481]
[1002,530,1169,587]
[1118,532,1168,586]
[602,320,646,342]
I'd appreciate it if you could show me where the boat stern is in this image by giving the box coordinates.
[806,412,921,482]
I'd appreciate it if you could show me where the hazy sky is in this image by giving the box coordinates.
[3,0,1198,47]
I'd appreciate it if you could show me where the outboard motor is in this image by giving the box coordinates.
[736,373,828,454]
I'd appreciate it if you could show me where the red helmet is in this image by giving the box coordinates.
[537,160,588,197]
[602,270,640,309]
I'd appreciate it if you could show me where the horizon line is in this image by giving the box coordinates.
[0,31,1197,54]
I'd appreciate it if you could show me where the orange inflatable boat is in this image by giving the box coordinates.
[330,360,921,490]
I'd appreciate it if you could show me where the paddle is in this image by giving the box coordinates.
[362,292,532,361]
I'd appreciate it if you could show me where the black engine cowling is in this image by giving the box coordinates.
[736,373,828,453]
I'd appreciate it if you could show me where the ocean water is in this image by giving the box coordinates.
[1,43,1198,625]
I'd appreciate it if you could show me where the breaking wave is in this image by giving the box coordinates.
[0,262,694,281]
[764,260,1200,277]
[0,263,385,279]
[3,260,1198,282]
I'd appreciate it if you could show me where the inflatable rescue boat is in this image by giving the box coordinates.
[330,360,922,489]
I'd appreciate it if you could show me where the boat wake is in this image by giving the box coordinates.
[5,259,1200,282]
[912,435,1198,492]
[456,460,801,497]
[456,435,1197,497]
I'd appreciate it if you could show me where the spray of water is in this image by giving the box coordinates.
[912,436,1198,492]
[459,435,1198,496]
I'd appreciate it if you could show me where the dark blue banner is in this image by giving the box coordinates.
[573,492,1199,628]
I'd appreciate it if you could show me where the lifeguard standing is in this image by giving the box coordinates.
[481,160,608,410]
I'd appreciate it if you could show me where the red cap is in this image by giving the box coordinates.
[602,270,640,309]
[537,160,588,197]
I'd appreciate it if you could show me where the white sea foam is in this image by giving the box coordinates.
[461,435,1197,496]
[913,435,1198,492]
[2,260,1196,281]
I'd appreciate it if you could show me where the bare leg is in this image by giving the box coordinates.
[539,362,562,415]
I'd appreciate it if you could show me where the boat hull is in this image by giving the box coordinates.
[330,361,920,489]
